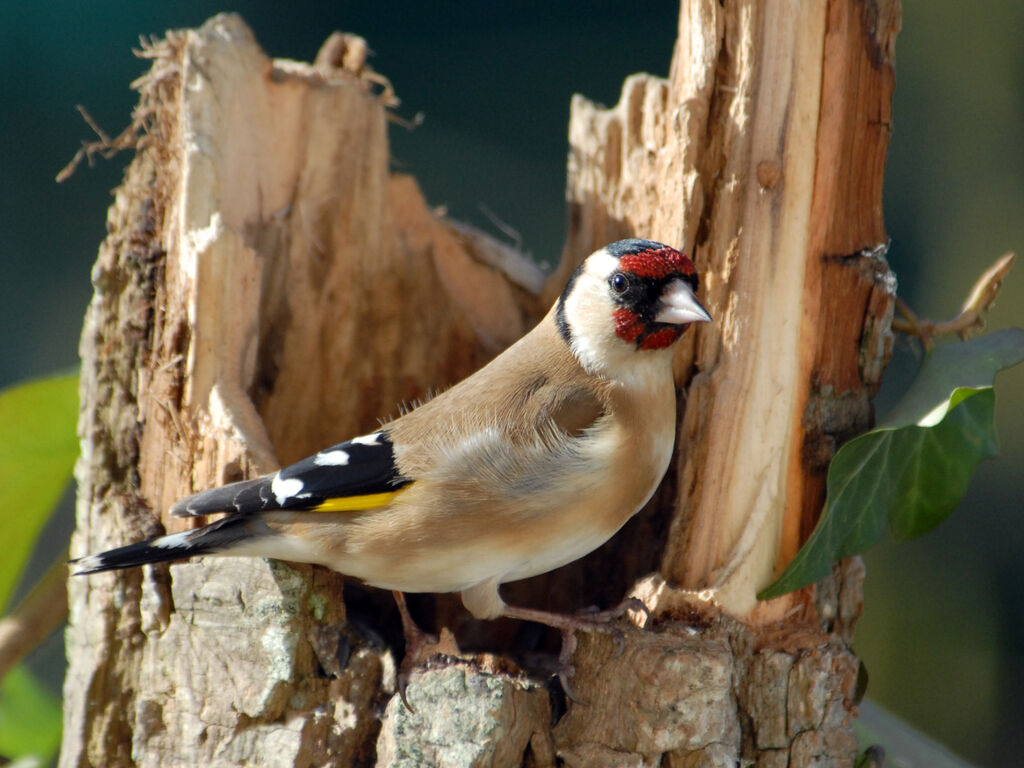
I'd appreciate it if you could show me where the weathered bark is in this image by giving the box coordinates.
[64,3,899,767]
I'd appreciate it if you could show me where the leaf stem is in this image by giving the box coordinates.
[892,252,1015,345]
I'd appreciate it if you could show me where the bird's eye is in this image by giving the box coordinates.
[610,272,628,294]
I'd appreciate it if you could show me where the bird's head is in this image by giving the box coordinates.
[555,239,712,378]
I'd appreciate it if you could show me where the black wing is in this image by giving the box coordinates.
[170,429,410,517]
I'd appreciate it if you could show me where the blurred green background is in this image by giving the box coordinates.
[2,1,1021,764]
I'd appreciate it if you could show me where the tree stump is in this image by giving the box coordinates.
[63,3,900,766]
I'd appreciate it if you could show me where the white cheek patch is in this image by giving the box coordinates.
[349,432,382,446]
[313,449,350,466]
[562,252,621,374]
[271,472,304,505]
[570,327,604,374]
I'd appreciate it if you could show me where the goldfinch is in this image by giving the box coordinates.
[74,238,711,697]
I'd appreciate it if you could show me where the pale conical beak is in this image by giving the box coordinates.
[654,279,712,325]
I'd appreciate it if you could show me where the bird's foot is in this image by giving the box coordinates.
[392,591,459,711]
[576,597,652,636]
[500,597,650,703]
[397,628,462,712]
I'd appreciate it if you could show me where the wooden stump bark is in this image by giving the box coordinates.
[63,3,900,766]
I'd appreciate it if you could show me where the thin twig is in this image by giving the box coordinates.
[894,296,932,349]
[387,110,424,130]
[0,556,69,682]
[478,203,524,252]
[56,105,141,183]
[892,252,1016,348]
[75,104,112,145]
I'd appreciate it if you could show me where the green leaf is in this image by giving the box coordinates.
[886,388,998,540]
[759,388,997,598]
[0,373,79,612]
[880,327,1024,428]
[759,329,1024,600]
[0,665,62,762]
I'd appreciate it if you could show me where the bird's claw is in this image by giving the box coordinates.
[619,596,653,625]
[396,627,440,713]
[397,674,416,713]
[558,666,581,704]
[574,596,650,626]
[556,629,581,703]
[552,600,646,700]
[611,626,627,657]
[498,596,651,705]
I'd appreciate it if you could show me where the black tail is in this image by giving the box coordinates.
[71,516,257,575]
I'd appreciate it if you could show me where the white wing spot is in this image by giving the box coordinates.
[271,472,305,505]
[72,555,103,574]
[314,449,350,467]
[152,531,193,549]
[350,432,382,446]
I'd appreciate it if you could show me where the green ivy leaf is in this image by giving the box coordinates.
[0,373,79,612]
[759,329,1024,600]
[0,665,62,762]
[880,328,1024,428]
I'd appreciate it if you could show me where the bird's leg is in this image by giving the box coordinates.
[391,590,440,711]
[500,597,650,645]
[499,598,649,701]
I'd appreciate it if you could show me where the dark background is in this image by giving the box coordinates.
[3,2,1022,764]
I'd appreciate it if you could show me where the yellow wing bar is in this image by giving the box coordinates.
[309,488,406,513]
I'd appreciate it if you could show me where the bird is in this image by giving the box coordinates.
[73,238,712,703]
